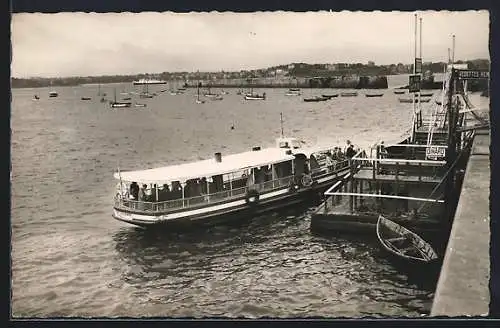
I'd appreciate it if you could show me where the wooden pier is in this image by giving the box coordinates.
[431,129,490,316]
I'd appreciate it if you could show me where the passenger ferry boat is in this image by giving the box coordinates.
[112,136,353,227]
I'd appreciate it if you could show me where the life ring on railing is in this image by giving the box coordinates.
[288,180,300,192]
[245,189,260,205]
[301,174,313,188]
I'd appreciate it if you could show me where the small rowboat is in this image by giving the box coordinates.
[340,92,358,97]
[81,97,92,100]
[376,215,438,264]
[394,90,406,95]
[420,92,434,97]
[398,97,431,103]
[110,102,132,108]
[321,94,338,99]
[365,93,384,97]
[244,93,266,100]
[303,97,327,102]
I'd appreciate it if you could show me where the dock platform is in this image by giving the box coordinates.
[431,129,490,316]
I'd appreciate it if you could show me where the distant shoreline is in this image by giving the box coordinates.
[12,75,390,89]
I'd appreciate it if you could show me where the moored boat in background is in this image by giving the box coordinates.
[285,88,301,96]
[322,94,338,99]
[303,96,327,102]
[110,89,132,108]
[340,92,358,97]
[398,97,431,103]
[133,78,167,85]
[244,92,266,100]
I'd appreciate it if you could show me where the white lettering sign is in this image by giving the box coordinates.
[426,147,446,160]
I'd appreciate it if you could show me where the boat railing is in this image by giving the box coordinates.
[349,154,447,182]
[310,159,351,177]
[114,175,295,213]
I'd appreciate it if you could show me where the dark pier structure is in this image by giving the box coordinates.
[311,67,489,251]
[310,67,490,314]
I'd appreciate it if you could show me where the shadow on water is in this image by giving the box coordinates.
[112,203,315,271]
[318,232,440,293]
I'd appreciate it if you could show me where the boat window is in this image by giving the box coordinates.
[309,155,321,170]
[273,160,293,178]
[279,141,289,148]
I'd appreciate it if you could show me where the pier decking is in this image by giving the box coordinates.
[431,129,490,316]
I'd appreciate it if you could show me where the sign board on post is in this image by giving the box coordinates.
[408,74,421,93]
[415,58,422,74]
[457,70,489,80]
[426,146,446,160]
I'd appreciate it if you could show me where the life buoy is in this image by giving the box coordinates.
[245,189,260,205]
[301,174,313,187]
[288,180,300,192]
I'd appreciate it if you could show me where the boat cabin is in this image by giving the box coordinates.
[113,141,353,225]
[114,147,298,213]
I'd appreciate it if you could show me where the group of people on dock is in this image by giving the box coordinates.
[323,141,358,166]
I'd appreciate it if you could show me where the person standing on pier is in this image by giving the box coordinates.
[343,140,352,153]
[346,144,356,158]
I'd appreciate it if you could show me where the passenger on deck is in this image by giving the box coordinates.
[130,182,139,200]
[343,140,352,153]
[378,141,388,159]
[346,144,356,158]
[158,184,170,201]
[336,147,344,159]
[138,184,147,201]
[137,184,147,210]
[330,149,337,161]
[325,153,334,169]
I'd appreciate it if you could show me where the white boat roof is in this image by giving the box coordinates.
[297,144,344,158]
[114,147,295,184]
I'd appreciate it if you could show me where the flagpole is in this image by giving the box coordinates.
[418,17,422,117]
[118,166,123,196]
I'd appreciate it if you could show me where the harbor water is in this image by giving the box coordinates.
[11,82,485,317]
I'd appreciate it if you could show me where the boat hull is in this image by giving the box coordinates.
[244,96,266,100]
[133,81,167,85]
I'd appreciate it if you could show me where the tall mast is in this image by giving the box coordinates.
[452,34,456,64]
[417,17,423,115]
[411,13,417,142]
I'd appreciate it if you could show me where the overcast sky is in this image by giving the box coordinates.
[11,10,489,78]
